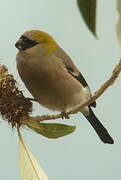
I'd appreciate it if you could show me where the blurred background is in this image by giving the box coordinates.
[0,0,121,179]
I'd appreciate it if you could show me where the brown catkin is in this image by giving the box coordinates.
[0,65,32,127]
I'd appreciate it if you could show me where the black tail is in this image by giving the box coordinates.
[84,107,114,144]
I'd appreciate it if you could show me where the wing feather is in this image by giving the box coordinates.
[54,47,96,108]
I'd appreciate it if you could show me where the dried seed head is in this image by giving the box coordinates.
[0,65,32,127]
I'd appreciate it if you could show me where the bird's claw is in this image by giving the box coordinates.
[61,111,70,119]
[26,97,37,102]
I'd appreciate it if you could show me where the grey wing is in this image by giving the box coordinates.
[54,46,96,108]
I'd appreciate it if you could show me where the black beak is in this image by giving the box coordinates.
[15,39,24,51]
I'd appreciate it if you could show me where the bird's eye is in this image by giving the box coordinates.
[20,35,32,43]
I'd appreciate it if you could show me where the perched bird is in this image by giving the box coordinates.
[15,30,114,144]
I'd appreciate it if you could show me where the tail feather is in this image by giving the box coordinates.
[84,107,114,144]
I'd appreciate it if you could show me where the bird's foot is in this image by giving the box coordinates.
[61,111,70,119]
[26,97,37,102]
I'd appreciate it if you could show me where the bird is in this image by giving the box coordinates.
[15,30,114,144]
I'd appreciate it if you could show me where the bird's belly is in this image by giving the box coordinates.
[25,76,89,113]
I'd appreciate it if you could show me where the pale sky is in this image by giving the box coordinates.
[0,0,121,180]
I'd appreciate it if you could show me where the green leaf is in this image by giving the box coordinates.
[77,0,97,37]
[25,120,76,139]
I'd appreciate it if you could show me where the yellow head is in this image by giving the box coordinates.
[15,30,58,55]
